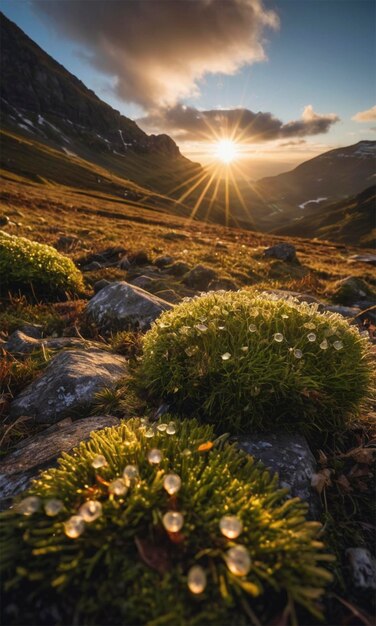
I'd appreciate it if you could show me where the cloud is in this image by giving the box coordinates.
[33,0,278,108]
[352,105,376,122]
[138,104,340,142]
[279,139,307,147]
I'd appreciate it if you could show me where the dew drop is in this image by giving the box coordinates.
[108,478,128,496]
[187,565,207,594]
[221,352,231,361]
[166,423,176,435]
[163,511,184,533]
[123,465,139,484]
[44,499,64,517]
[195,323,208,332]
[17,496,41,516]
[273,333,284,343]
[157,423,167,432]
[293,349,303,359]
[64,515,85,539]
[333,340,344,351]
[248,324,257,333]
[226,545,251,576]
[79,500,102,523]
[145,428,155,438]
[320,339,328,350]
[148,448,163,465]
[219,515,243,539]
[307,333,316,342]
[163,473,182,495]
[91,454,107,469]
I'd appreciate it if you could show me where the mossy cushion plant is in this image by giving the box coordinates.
[0,231,84,297]
[1,418,332,626]
[140,291,372,435]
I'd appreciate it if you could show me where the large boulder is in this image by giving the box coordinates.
[0,416,118,506]
[5,329,97,355]
[236,432,319,517]
[10,349,127,422]
[86,281,172,331]
[332,276,375,306]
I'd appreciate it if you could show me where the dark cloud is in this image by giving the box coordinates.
[32,0,278,108]
[139,104,339,141]
[279,139,307,147]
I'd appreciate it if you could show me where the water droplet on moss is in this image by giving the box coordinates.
[226,545,251,576]
[91,454,107,469]
[187,565,207,594]
[333,340,344,351]
[163,511,184,533]
[157,423,167,432]
[79,500,102,522]
[148,449,163,464]
[166,423,176,435]
[293,349,303,359]
[221,352,231,361]
[64,515,84,539]
[307,333,316,342]
[44,499,64,517]
[195,323,208,332]
[274,333,284,343]
[17,496,41,516]
[219,515,243,539]
[248,324,257,333]
[123,465,139,484]
[163,473,182,495]
[109,479,128,496]
[320,339,328,350]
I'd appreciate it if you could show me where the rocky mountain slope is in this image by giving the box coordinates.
[0,13,201,200]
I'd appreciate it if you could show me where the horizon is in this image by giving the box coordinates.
[1,0,375,177]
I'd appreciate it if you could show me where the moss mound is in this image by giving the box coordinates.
[140,291,372,435]
[1,418,332,626]
[0,231,84,297]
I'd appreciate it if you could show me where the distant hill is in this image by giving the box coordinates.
[273,185,375,247]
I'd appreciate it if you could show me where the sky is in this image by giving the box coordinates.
[2,0,375,177]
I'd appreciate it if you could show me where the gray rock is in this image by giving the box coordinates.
[236,432,319,517]
[346,548,376,590]
[183,264,218,290]
[83,261,102,271]
[129,250,150,265]
[154,255,174,268]
[324,305,361,319]
[208,278,238,292]
[131,275,157,290]
[264,243,298,263]
[10,349,127,422]
[0,215,10,227]
[93,278,111,294]
[0,416,118,506]
[332,276,375,306]
[349,254,376,266]
[169,261,191,277]
[5,329,96,355]
[163,231,189,241]
[118,255,131,270]
[86,281,172,331]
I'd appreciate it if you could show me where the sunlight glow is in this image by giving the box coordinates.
[215,139,238,164]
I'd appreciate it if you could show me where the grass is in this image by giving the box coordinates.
[0,417,333,626]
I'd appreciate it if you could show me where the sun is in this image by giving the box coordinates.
[215,139,238,164]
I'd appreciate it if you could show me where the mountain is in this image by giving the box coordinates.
[0,12,202,206]
[273,185,375,247]
[253,141,376,231]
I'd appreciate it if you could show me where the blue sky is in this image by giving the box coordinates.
[2,0,375,173]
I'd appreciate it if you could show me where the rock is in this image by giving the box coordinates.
[169,261,191,277]
[236,432,320,517]
[56,235,79,250]
[118,255,131,270]
[208,278,238,292]
[131,275,157,290]
[129,250,150,265]
[163,231,189,241]
[5,329,97,355]
[93,278,111,294]
[324,304,361,319]
[183,265,218,291]
[154,255,174,268]
[77,246,127,269]
[82,261,102,272]
[10,349,127,422]
[0,416,118,506]
[264,243,298,263]
[349,254,376,266]
[332,276,375,306]
[86,281,172,331]
[346,548,376,590]
[0,215,10,227]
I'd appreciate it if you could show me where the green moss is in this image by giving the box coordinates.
[140,291,372,435]
[0,231,84,298]
[1,418,332,626]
